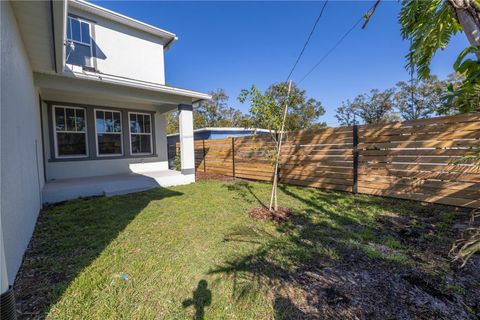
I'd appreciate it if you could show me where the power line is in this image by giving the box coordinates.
[298,15,364,84]
[285,1,329,82]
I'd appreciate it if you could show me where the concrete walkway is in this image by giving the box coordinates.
[42,170,194,204]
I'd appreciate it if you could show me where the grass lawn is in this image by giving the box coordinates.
[14,179,479,319]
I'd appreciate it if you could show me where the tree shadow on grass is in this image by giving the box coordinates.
[13,187,183,319]
[223,181,267,207]
[213,181,477,319]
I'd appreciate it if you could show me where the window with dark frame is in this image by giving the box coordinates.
[95,110,123,156]
[66,15,93,67]
[129,112,153,155]
[53,106,88,157]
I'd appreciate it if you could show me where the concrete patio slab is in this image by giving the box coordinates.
[42,170,194,204]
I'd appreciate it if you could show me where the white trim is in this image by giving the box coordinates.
[52,105,89,159]
[66,15,94,68]
[94,108,124,157]
[128,111,153,156]
[36,71,212,102]
[70,0,177,48]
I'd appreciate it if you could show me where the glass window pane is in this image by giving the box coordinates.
[144,115,151,133]
[67,18,72,39]
[76,109,85,132]
[131,134,151,154]
[98,134,122,155]
[71,18,81,42]
[66,108,76,131]
[66,43,92,67]
[105,112,113,132]
[113,112,121,132]
[57,132,86,156]
[138,114,144,133]
[81,22,90,44]
[96,111,105,133]
[140,135,152,153]
[131,135,140,153]
[130,114,138,133]
[55,107,65,131]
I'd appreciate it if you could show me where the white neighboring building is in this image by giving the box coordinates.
[1,0,210,305]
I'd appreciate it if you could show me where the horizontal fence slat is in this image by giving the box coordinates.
[169,113,480,208]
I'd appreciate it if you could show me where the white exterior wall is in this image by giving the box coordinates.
[68,7,166,84]
[1,1,44,284]
[44,109,169,180]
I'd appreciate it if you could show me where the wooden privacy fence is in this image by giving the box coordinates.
[168,113,480,208]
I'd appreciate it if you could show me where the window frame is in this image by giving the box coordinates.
[128,111,154,156]
[52,105,89,159]
[66,15,93,67]
[94,108,124,157]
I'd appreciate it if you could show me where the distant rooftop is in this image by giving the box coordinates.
[167,127,269,137]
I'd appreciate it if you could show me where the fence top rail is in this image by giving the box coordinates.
[359,113,480,130]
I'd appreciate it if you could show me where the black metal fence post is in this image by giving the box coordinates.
[232,137,236,178]
[352,124,359,194]
[202,140,206,173]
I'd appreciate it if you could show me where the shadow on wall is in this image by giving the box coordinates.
[13,187,183,319]
[182,279,212,320]
[93,39,107,60]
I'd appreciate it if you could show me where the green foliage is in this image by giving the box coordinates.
[397,1,480,114]
[395,76,446,120]
[335,100,357,126]
[335,89,398,125]
[166,89,250,134]
[166,111,179,135]
[174,154,181,171]
[195,89,250,128]
[445,46,480,113]
[238,82,326,133]
[399,0,462,79]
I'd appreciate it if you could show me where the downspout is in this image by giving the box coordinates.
[49,0,58,73]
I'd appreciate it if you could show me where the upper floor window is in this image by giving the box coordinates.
[66,15,93,68]
[53,106,88,158]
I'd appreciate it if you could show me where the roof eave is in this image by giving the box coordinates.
[69,0,177,47]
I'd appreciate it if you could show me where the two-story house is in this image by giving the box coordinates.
[1,0,209,307]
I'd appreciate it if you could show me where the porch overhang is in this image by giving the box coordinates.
[34,71,211,111]
[11,0,67,74]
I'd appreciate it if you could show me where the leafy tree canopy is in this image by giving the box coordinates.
[166,89,249,134]
[238,82,326,133]
[336,89,398,126]
[395,75,446,120]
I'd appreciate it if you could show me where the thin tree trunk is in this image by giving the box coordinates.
[269,80,292,212]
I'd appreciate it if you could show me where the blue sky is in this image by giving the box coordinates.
[93,1,468,126]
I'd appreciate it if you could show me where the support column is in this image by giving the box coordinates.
[178,104,195,176]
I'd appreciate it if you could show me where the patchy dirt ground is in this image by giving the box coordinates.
[249,206,292,222]
[270,204,480,320]
[196,171,237,182]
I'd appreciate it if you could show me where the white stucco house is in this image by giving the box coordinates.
[0,0,210,308]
